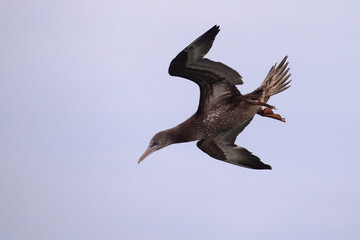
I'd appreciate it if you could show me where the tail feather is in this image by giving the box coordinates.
[258,56,291,101]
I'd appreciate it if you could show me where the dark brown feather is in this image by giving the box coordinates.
[168,25,242,114]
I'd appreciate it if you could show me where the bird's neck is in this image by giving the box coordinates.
[167,118,198,144]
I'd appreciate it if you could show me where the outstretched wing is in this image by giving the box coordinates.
[168,25,243,114]
[197,118,272,170]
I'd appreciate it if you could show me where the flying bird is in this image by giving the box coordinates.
[139,25,291,170]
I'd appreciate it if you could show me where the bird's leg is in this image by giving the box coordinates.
[245,99,276,109]
[257,108,285,122]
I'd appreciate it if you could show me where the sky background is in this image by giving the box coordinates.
[1,0,360,239]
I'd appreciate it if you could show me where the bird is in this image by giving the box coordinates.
[139,25,291,170]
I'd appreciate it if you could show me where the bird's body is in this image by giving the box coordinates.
[139,25,291,170]
[170,97,260,140]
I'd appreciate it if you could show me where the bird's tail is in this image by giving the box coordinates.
[257,56,291,102]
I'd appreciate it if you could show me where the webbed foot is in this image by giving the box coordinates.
[257,108,285,122]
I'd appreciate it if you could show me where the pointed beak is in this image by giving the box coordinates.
[138,146,157,164]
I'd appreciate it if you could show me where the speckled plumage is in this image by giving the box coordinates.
[139,25,292,170]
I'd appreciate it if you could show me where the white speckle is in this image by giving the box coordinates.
[203,109,222,125]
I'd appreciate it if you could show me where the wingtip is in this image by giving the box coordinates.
[206,25,220,34]
[255,162,272,170]
[210,25,220,34]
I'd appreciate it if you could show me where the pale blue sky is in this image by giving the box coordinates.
[1,0,360,239]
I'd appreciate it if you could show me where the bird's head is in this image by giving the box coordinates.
[138,130,173,163]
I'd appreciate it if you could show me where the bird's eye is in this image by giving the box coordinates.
[152,141,159,146]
